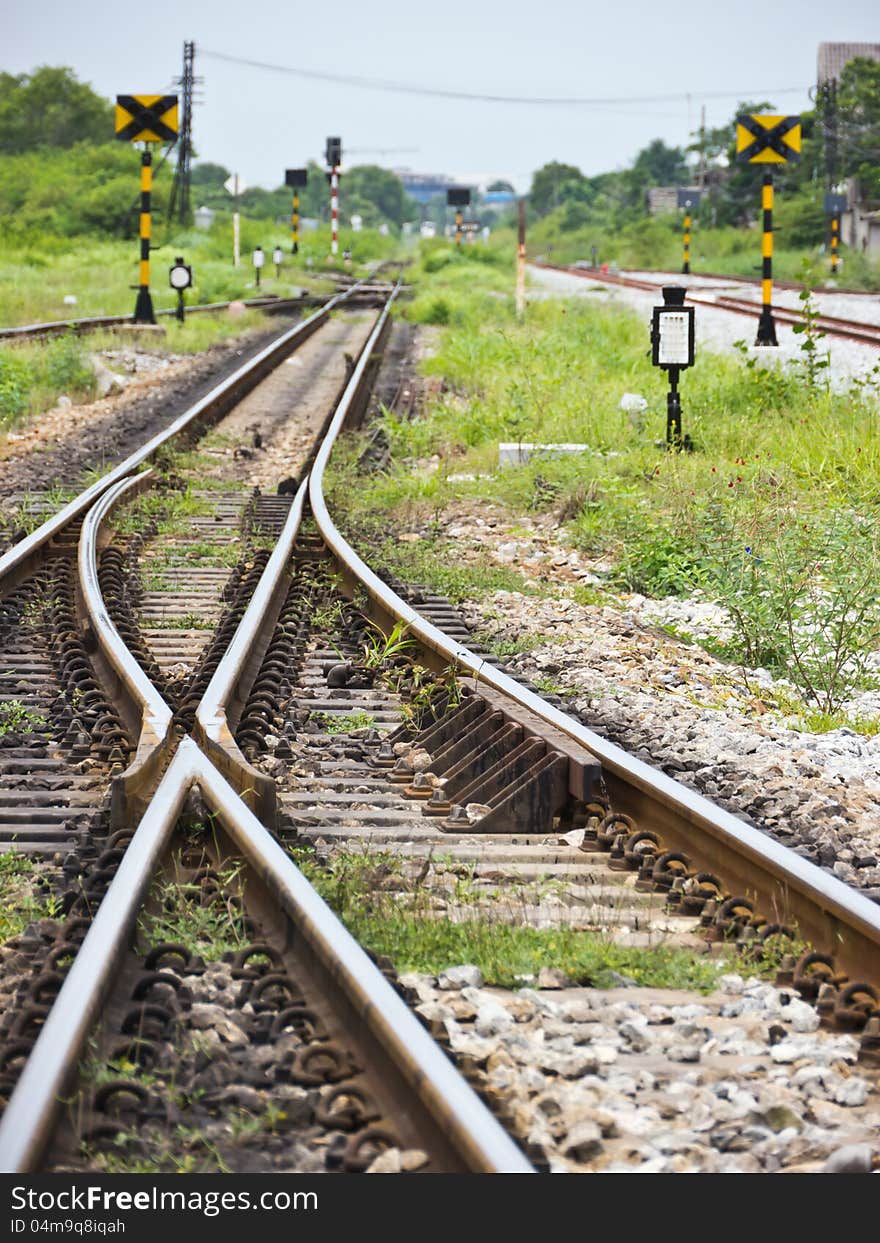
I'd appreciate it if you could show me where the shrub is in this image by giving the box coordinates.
[0,349,31,423]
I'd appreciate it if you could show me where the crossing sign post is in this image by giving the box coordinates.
[735,115,801,164]
[735,114,801,346]
[115,94,179,324]
[115,95,179,143]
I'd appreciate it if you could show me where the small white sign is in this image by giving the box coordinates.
[658,311,690,365]
[350,214,363,232]
[253,248,265,268]
[273,248,283,264]
[224,174,247,196]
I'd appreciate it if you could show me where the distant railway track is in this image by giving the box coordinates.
[1,268,880,1174]
[0,288,383,343]
[536,262,880,348]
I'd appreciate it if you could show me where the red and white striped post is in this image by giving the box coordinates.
[325,137,342,259]
[330,167,339,257]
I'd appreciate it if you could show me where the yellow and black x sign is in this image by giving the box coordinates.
[115,94,179,143]
[735,114,801,164]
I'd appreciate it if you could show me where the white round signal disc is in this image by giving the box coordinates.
[169,264,191,290]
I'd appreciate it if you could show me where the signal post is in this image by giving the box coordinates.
[285,168,308,255]
[115,94,179,323]
[735,113,802,346]
[447,187,471,245]
[325,138,342,257]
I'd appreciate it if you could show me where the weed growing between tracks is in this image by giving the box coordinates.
[0,853,59,942]
[290,847,730,993]
[329,249,880,718]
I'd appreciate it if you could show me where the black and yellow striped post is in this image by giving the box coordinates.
[285,170,308,256]
[682,206,691,275]
[830,213,840,275]
[134,149,156,324]
[756,173,777,346]
[734,115,801,347]
[115,95,178,324]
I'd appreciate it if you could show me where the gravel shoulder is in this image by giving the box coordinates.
[0,315,304,503]
[396,501,880,892]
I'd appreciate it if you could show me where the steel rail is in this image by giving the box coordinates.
[193,285,400,815]
[0,283,362,599]
[194,477,308,820]
[0,290,387,343]
[78,471,177,823]
[533,262,880,347]
[0,739,195,1173]
[309,309,880,984]
[0,738,533,1173]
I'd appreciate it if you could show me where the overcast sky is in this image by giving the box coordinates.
[5,0,877,191]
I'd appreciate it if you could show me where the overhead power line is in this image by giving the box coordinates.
[202,49,807,108]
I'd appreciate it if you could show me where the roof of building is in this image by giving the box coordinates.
[818,42,880,83]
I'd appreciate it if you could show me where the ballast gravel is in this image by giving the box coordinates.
[415,503,880,889]
[401,969,880,1173]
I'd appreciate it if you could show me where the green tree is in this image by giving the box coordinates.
[0,67,112,153]
[528,162,589,217]
[630,139,690,189]
[835,57,880,198]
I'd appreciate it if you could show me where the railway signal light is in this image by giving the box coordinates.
[447,187,471,246]
[325,140,342,257]
[651,286,695,450]
[285,168,308,253]
[168,256,192,323]
[677,189,701,277]
[824,192,847,276]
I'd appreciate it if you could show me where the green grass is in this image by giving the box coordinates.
[329,249,880,718]
[291,847,730,992]
[529,209,880,290]
[138,856,250,961]
[0,699,48,735]
[0,853,59,942]
[0,219,400,328]
[312,710,377,733]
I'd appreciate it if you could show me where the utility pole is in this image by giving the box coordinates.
[168,40,199,226]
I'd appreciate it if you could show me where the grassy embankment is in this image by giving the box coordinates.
[0,221,405,435]
[528,210,880,289]
[328,238,880,729]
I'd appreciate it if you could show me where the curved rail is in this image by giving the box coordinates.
[0,284,360,599]
[309,298,880,985]
[194,478,308,819]
[78,471,177,822]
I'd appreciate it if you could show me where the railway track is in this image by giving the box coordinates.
[1,272,880,1174]
[0,284,390,344]
[536,262,880,348]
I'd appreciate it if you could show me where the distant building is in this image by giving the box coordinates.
[395,171,458,204]
[194,205,215,229]
[647,187,701,216]
[818,42,880,83]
